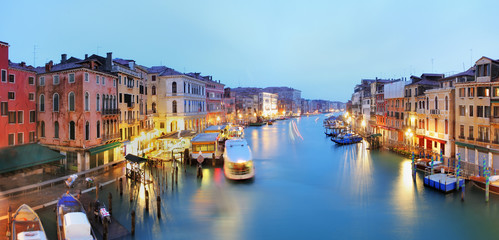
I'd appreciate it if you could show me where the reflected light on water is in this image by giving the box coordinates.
[391,160,417,224]
[340,142,372,205]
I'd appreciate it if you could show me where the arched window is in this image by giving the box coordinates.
[40,121,45,138]
[85,92,89,111]
[152,102,156,113]
[152,86,156,95]
[68,92,75,111]
[54,121,59,139]
[172,100,177,113]
[445,96,448,110]
[69,121,75,140]
[426,97,429,110]
[434,96,438,109]
[172,82,177,93]
[53,93,59,112]
[85,121,90,140]
[39,94,45,112]
[97,94,100,111]
[97,121,100,138]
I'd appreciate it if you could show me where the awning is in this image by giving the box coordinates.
[370,133,382,137]
[423,136,446,144]
[0,144,65,174]
[125,154,147,163]
[88,142,121,155]
[455,141,499,154]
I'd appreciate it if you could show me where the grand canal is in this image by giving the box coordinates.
[38,114,499,239]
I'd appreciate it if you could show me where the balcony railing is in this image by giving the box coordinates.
[477,138,490,143]
[459,135,465,139]
[430,109,441,115]
[416,129,425,135]
[102,109,118,115]
[417,109,425,114]
[467,137,474,141]
[101,133,121,142]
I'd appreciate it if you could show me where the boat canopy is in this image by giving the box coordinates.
[224,139,252,163]
[63,212,93,240]
[191,133,219,143]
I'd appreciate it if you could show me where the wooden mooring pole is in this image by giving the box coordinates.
[145,189,149,212]
[108,192,112,215]
[119,177,123,196]
[157,196,161,219]
[131,210,136,235]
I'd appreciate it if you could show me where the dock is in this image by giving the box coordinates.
[79,194,129,240]
[424,173,464,193]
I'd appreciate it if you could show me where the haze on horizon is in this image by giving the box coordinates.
[2,0,499,102]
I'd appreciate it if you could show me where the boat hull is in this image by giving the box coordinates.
[224,166,255,180]
[469,176,499,194]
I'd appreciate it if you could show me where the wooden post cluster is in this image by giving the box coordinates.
[131,210,136,235]
[157,196,161,219]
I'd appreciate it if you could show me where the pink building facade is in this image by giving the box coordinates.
[36,54,120,172]
[0,41,37,147]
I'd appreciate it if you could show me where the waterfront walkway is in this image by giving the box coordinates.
[0,163,126,240]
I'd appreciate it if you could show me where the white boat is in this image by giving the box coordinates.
[223,139,255,180]
[11,204,47,240]
[57,193,96,240]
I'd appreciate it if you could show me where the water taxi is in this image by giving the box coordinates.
[57,193,96,240]
[11,204,47,240]
[191,133,222,160]
[223,139,255,180]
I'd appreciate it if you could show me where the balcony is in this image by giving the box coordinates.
[467,137,474,141]
[491,117,499,124]
[127,102,135,108]
[429,109,440,115]
[416,129,425,135]
[417,109,425,114]
[112,65,140,78]
[102,109,118,115]
[101,133,120,142]
[459,135,465,139]
[477,138,490,143]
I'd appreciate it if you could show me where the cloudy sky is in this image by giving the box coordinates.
[2,0,499,101]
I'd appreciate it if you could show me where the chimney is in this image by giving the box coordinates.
[61,54,67,64]
[85,54,88,59]
[45,61,53,72]
[20,62,25,67]
[106,52,112,71]
[90,60,95,70]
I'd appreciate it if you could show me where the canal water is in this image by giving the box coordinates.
[38,114,499,239]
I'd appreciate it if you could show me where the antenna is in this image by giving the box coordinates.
[33,45,37,66]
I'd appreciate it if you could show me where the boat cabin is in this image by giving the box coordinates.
[125,154,150,183]
[204,124,229,140]
[191,133,221,159]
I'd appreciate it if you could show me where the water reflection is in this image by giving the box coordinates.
[340,142,373,205]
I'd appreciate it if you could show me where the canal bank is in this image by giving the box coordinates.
[9,114,499,239]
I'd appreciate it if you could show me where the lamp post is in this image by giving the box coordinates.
[361,119,366,135]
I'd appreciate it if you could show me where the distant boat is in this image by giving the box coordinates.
[57,193,96,240]
[248,122,265,126]
[11,204,47,240]
[331,133,362,145]
[267,120,274,125]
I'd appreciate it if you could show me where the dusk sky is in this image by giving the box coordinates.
[2,0,499,102]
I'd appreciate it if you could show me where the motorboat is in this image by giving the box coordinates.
[415,158,443,172]
[11,204,47,240]
[331,133,363,145]
[469,175,499,194]
[223,139,255,180]
[56,192,96,240]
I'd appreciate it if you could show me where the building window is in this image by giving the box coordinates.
[16,132,23,144]
[17,111,23,124]
[85,92,90,111]
[28,77,34,85]
[102,77,106,85]
[8,134,14,146]
[460,125,464,138]
[494,106,499,118]
[152,86,156,95]
[29,132,35,143]
[96,94,100,111]
[53,75,60,85]
[434,96,438,109]
[85,72,89,82]
[477,87,490,97]
[468,87,475,97]
[67,73,74,83]
[469,126,474,139]
[69,121,75,140]
[445,96,448,110]
[445,119,448,134]
[29,93,35,101]
[494,87,499,97]
[9,74,14,83]
[1,102,7,116]
[54,121,59,139]
[1,70,6,82]
[172,82,177,93]
[40,121,45,138]
[435,118,438,132]
[118,76,121,84]
[8,111,16,123]
[113,79,116,87]
[152,75,156,81]
[85,121,90,140]
[39,76,45,86]
[40,94,45,112]
[96,76,100,84]
[29,111,35,123]
[97,121,100,138]
[8,92,15,100]
[53,93,59,112]
[469,105,474,117]
[172,100,177,113]
[152,102,156,113]
[68,92,75,111]
[485,106,491,118]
